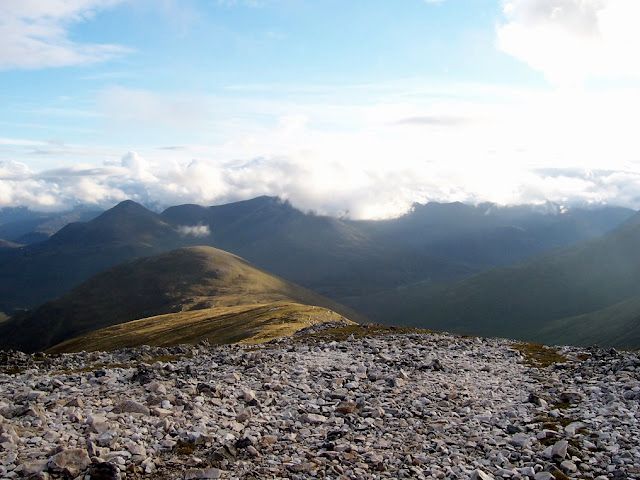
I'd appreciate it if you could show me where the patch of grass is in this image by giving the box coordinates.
[21,246,360,353]
[556,416,576,427]
[513,342,567,368]
[2,366,25,375]
[173,440,196,455]
[535,415,580,447]
[549,467,571,480]
[551,401,572,411]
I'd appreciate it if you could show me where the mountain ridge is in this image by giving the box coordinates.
[0,246,358,352]
[0,197,636,347]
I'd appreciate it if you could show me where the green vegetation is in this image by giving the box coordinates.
[2,246,357,352]
[173,440,197,456]
[549,468,571,480]
[2,198,639,350]
[513,342,567,368]
[48,302,353,353]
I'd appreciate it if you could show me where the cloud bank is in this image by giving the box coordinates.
[3,149,640,219]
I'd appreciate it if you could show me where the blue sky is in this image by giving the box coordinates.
[1,0,640,217]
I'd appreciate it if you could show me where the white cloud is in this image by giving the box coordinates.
[0,0,129,70]
[177,224,211,238]
[2,78,640,219]
[498,0,640,84]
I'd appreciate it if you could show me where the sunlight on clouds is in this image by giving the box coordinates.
[2,76,640,218]
[498,0,640,84]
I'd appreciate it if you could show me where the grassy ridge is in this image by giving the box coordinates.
[0,246,359,352]
[48,301,352,353]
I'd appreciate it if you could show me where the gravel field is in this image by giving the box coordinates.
[1,327,639,479]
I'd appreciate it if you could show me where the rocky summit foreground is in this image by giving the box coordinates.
[0,326,638,480]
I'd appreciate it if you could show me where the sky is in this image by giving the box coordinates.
[1,0,640,218]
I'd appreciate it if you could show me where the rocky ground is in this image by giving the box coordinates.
[0,325,639,480]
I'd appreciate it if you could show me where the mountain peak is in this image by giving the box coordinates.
[229,195,287,208]
[108,199,150,214]
[92,200,158,224]
[1,245,354,352]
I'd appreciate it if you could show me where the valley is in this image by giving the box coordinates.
[1,197,638,350]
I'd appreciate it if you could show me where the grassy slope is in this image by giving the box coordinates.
[384,216,640,347]
[48,301,352,353]
[0,201,185,313]
[539,294,640,348]
[0,246,359,352]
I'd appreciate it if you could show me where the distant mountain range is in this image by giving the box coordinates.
[0,206,101,245]
[0,197,637,349]
[0,197,631,314]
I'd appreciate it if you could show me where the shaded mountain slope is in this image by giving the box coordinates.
[0,197,634,325]
[0,206,101,244]
[162,196,473,299]
[538,294,640,348]
[389,212,640,347]
[0,201,187,313]
[354,202,634,268]
[0,239,21,249]
[162,198,632,304]
[0,246,357,352]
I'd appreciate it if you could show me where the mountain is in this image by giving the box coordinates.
[0,246,356,353]
[387,212,640,347]
[538,294,640,348]
[0,206,102,244]
[0,239,21,249]
[162,196,472,300]
[353,201,634,268]
[0,197,633,321]
[162,197,633,305]
[0,201,186,314]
